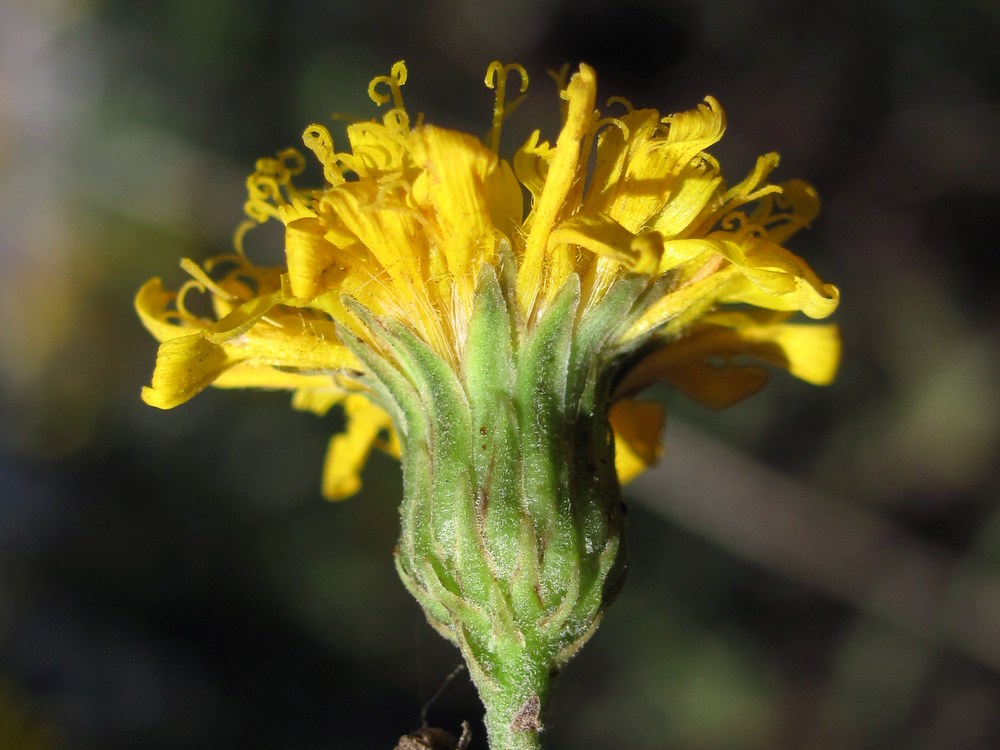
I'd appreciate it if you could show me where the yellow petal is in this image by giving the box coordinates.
[751,179,820,244]
[410,125,500,308]
[518,64,597,315]
[202,291,283,344]
[213,313,356,372]
[617,313,839,407]
[486,158,524,240]
[317,184,449,356]
[550,214,637,266]
[721,152,782,207]
[321,395,395,500]
[704,236,840,319]
[320,184,426,289]
[216,366,345,396]
[618,328,771,407]
[720,265,840,319]
[291,385,348,417]
[758,322,840,385]
[588,111,673,231]
[584,109,659,221]
[662,360,769,408]
[135,278,188,342]
[621,265,742,342]
[512,130,554,203]
[702,311,841,385]
[609,399,665,483]
[651,166,723,239]
[284,216,341,300]
[659,96,726,166]
[344,120,409,180]
[141,333,232,409]
[656,238,722,273]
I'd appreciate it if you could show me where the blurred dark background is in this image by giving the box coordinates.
[2,0,999,747]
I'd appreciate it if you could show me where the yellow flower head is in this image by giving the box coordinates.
[136,60,839,499]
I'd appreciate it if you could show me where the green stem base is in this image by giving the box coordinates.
[477,663,547,750]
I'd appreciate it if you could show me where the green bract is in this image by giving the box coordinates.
[342,262,669,748]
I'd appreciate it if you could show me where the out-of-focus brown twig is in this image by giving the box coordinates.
[632,420,1000,672]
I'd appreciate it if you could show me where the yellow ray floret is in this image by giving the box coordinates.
[137,60,840,498]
